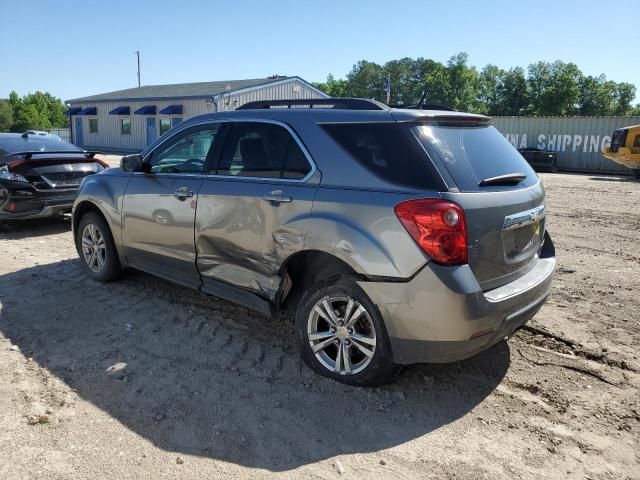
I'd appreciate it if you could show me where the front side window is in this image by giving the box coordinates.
[215,122,311,179]
[120,118,131,135]
[159,118,171,136]
[89,118,98,134]
[149,125,220,174]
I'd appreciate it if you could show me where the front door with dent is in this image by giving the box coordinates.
[196,121,318,301]
[122,124,221,288]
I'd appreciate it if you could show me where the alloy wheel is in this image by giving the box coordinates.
[81,223,107,273]
[307,295,377,375]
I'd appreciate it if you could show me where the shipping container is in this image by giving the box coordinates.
[493,116,640,174]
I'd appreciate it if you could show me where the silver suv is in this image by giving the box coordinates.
[72,99,555,386]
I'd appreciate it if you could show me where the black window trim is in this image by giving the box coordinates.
[140,122,223,177]
[140,118,317,183]
[211,119,317,183]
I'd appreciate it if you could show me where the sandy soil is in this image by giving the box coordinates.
[0,172,638,479]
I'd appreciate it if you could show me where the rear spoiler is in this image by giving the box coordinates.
[5,150,108,169]
[8,150,103,159]
[409,115,493,127]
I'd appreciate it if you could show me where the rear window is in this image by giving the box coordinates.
[321,123,435,189]
[412,125,537,192]
[0,136,82,154]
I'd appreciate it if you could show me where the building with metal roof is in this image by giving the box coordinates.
[66,76,328,152]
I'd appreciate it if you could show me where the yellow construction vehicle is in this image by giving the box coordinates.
[603,125,640,179]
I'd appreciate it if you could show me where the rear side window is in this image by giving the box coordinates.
[412,125,537,192]
[321,123,433,188]
[216,122,312,180]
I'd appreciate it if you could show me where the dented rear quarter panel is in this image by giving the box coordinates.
[302,187,434,278]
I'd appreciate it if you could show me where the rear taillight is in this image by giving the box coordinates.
[394,199,468,265]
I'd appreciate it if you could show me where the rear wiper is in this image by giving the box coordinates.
[478,173,526,186]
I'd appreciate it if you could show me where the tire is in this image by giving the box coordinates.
[295,277,397,386]
[76,212,121,282]
[632,169,640,180]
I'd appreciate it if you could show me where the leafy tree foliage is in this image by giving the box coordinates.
[314,54,638,116]
[2,91,69,132]
[0,100,13,132]
[313,74,349,97]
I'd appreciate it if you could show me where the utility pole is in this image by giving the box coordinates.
[385,74,391,104]
[135,51,141,87]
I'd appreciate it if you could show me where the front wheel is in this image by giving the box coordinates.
[295,278,397,386]
[76,212,121,282]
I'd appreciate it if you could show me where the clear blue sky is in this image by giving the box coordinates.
[1,0,638,102]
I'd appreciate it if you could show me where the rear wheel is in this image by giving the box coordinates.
[632,169,640,180]
[295,277,397,386]
[76,212,121,282]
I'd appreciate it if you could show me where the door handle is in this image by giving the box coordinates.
[263,190,292,205]
[173,187,194,200]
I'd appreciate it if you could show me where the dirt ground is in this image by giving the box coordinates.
[0,172,638,480]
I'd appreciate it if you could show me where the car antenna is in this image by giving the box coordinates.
[418,92,427,109]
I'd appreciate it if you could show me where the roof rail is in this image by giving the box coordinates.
[237,98,387,111]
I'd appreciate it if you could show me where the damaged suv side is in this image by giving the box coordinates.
[72,98,555,386]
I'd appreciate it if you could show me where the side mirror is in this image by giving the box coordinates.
[120,154,143,172]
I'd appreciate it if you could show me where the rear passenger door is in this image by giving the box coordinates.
[195,120,318,302]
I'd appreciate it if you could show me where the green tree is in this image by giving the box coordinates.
[612,82,636,115]
[0,100,13,131]
[12,102,47,131]
[313,74,349,97]
[345,60,386,99]
[528,61,581,115]
[414,58,451,106]
[578,75,616,115]
[445,53,481,112]
[317,54,635,117]
[477,64,504,115]
[497,67,530,115]
[6,90,69,131]
[382,57,418,105]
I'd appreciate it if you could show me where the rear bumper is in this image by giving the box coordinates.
[0,186,76,220]
[358,233,555,364]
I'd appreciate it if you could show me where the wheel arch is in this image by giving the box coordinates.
[73,199,127,266]
[276,249,362,313]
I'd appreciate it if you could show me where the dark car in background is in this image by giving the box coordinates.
[0,133,107,221]
[518,147,557,172]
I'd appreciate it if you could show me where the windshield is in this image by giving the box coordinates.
[411,124,537,192]
[0,136,82,154]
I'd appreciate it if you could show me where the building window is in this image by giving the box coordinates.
[159,118,171,136]
[89,118,98,134]
[120,118,131,135]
